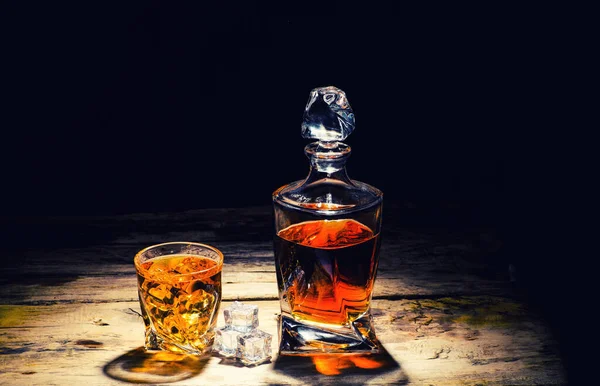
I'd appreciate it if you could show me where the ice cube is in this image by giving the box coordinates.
[224,301,259,333]
[237,329,272,366]
[214,326,241,358]
[147,284,175,310]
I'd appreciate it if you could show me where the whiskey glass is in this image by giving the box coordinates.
[134,242,223,355]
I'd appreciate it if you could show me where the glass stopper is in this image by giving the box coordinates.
[301,86,355,142]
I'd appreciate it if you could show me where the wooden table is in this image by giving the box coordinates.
[0,204,568,385]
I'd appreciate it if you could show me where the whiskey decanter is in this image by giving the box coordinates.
[272,86,383,355]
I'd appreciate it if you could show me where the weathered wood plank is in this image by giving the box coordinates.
[1,205,508,304]
[0,270,510,306]
[4,204,502,269]
[4,204,560,385]
[0,297,565,385]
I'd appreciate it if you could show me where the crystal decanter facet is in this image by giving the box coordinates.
[272,86,383,355]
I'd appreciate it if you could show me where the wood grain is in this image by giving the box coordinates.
[0,205,567,385]
[0,298,565,385]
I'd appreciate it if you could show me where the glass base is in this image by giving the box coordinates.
[277,313,380,355]
[144,328,214,356]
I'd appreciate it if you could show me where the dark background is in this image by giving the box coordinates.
[1,2,511,219]
[2,1,581,379]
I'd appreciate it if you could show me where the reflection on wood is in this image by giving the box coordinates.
[104,347,210,384]
[273,345,408,385]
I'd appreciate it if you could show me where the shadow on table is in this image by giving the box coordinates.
[103,347,209,384]
[270,344,409,385]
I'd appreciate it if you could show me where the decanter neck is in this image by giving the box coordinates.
[304,141,352,181]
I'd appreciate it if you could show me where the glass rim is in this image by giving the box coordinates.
[134,241,224,276]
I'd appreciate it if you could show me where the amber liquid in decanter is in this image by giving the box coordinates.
[272,86,383,355]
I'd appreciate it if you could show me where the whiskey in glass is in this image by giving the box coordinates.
[134,242,223,355]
